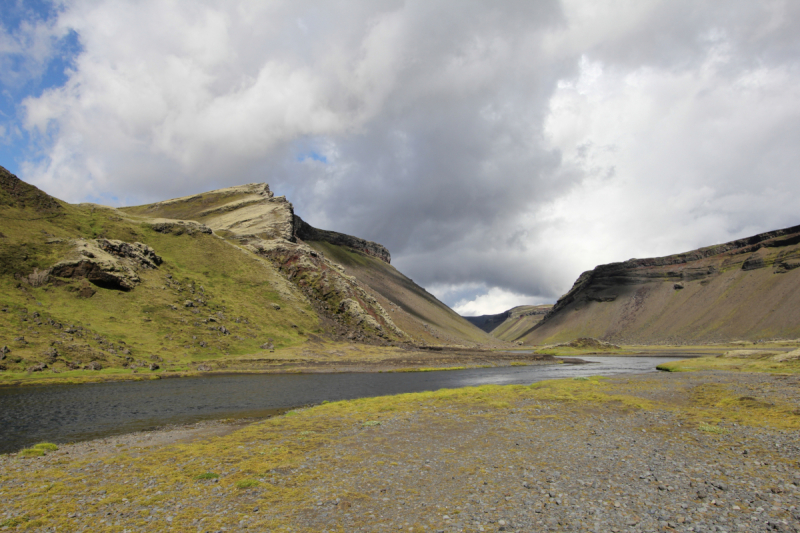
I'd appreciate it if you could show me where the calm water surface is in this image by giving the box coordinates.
[0,356,681,453]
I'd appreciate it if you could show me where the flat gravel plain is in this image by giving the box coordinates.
[1,370,799,532]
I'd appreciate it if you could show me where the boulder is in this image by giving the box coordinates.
[49,238,162,291]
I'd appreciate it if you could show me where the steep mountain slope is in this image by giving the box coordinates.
[0,168,319,375]
[524,225,800,345]
[463,312,509,333]
[305,241,498,345]
[123,183,495,346]
[480,305,553,342]
[0,167,495,376]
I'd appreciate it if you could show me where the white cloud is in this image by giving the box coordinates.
[453,287,545,317]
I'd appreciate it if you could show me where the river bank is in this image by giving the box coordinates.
[0,346,567,388]
[2,364,800,532]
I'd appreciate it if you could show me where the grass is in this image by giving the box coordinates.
[0,197,321,382]
[657,356,800,374]
[235,479,260,489]
[698,424,729,434]
[194,472,219,480]
[18,448,45,457]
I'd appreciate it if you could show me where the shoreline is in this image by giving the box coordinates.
[2,366,799,531]
[0,341,726,388]
[0,350,579,388]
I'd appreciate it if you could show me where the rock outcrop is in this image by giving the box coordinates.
[524,224,800,345]
[293,216,391,264]
[247,237,406,341]
[49,239,162,291]
[123,182,407,342]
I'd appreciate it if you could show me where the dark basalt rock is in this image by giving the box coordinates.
[293,215,391,264]
[536,223,800,332]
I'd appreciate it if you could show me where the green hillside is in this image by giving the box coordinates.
[0,166,500,382]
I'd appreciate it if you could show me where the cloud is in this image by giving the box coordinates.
[11,0,800,314]
[449,286,550,317]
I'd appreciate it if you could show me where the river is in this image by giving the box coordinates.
[0,356,682,453]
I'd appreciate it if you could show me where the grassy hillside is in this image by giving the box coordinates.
[0,169,331,379]
[305,240,500,346]
[0,205,318,376]
[1,166,503,383]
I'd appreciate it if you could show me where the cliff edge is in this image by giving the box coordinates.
[524,225,800,345]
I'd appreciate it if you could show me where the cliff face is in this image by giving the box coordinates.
[293,216,391,264]
[525,225,800,345]
[123,183,405,343]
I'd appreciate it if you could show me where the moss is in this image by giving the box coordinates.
[657,356,800,374]
[235,479,260,489]
[33,442,58,451]
[19,448,46,457]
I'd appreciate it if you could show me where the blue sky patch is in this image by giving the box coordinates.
[0,0,81,174]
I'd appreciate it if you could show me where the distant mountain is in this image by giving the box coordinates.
[523,225,800,345]
[0,166,496,375]
[463,305,553,341]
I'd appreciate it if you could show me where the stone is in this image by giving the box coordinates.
[28,362,48,372]
[77,285,96,298]
[50,238,162,291]
[84,361,102,371]
[149,363,160,371]
[196,364,212,372]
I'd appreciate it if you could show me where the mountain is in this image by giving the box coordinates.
[523,225,800,345]
[463,305,553,342]
[0,167,496,375]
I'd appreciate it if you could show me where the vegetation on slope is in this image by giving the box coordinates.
[0,168,323,380]
[305,240,499,346]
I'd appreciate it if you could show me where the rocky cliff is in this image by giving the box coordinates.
[0,168,494,377]
[123,183,406,343]
[293,216,390,264]
[524,225,800,345]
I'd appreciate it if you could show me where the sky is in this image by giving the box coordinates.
[2,1,800,316]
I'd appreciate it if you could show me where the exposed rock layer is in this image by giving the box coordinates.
[293,216,391,264]
[122,183,412,343]
[49,239,163,291]
[525,225,800,344]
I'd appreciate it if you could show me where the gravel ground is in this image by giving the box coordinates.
[1,370,799,532]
